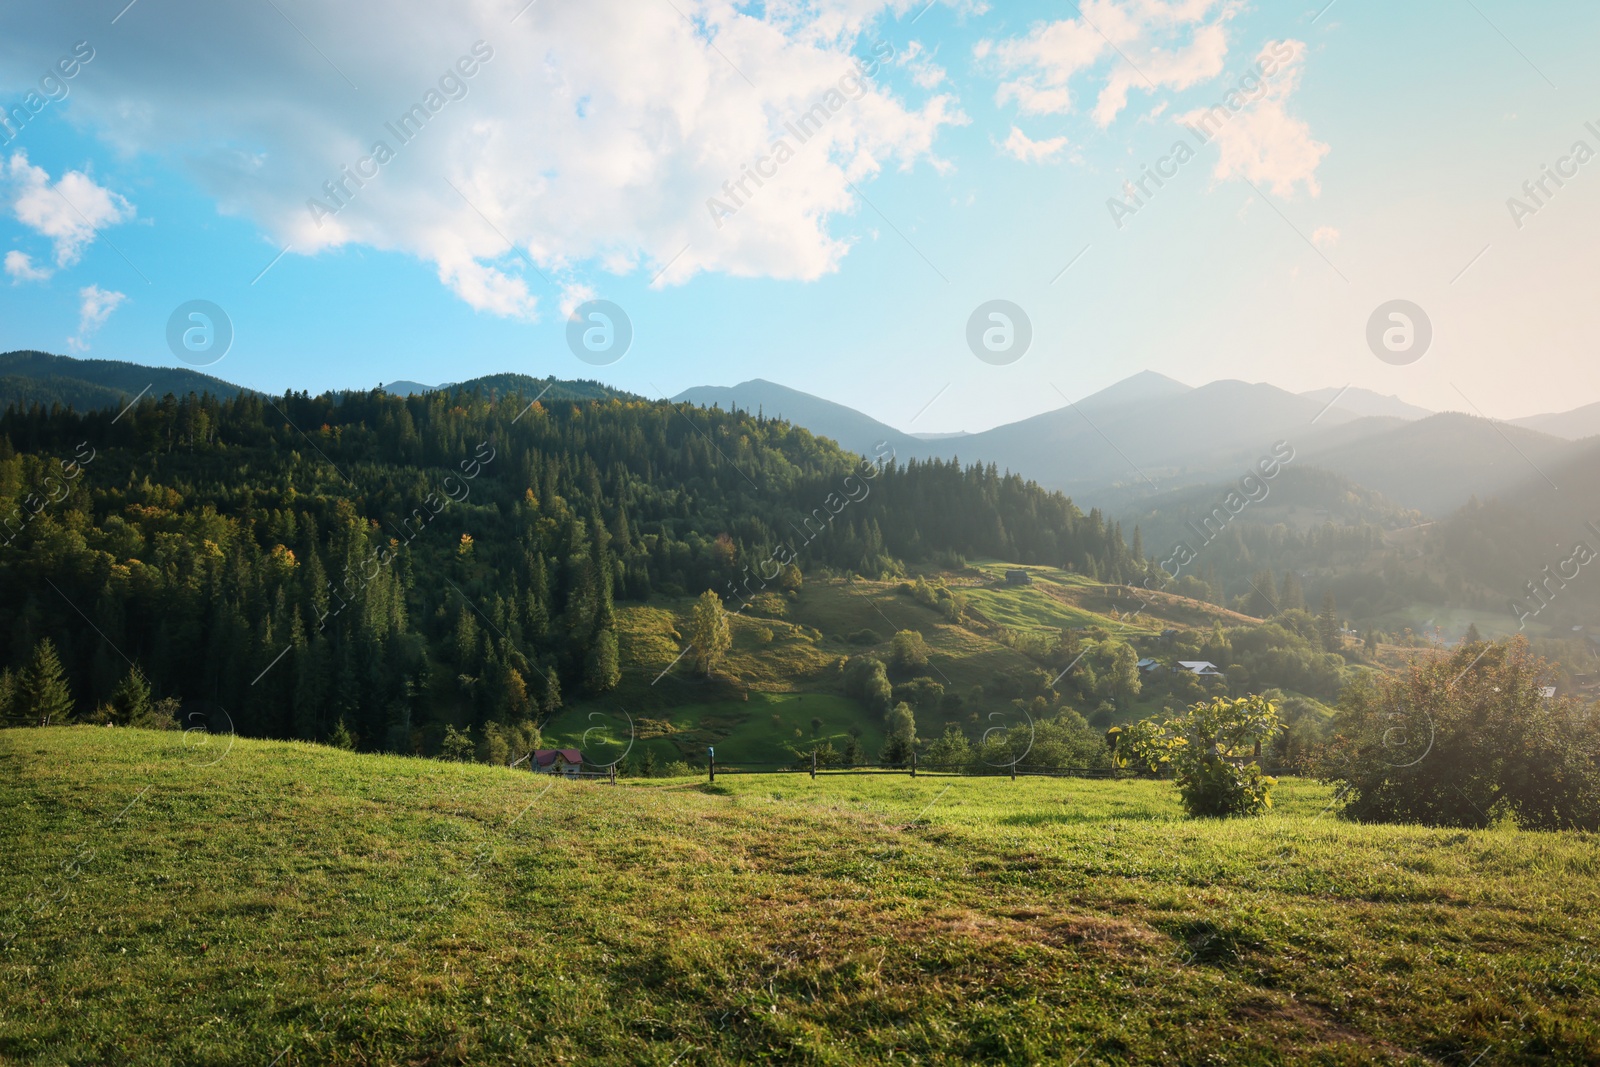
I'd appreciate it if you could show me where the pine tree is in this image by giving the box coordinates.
[540,666,563,718]
[1280,570,1306,613]
[111,665,152,726]
[1247,569,1279,617]
[1463,622,1482,645]
[584,625,621,693]
[22,638,74,725]
[1318,591,1340,652]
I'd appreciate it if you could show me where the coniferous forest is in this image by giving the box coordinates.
[0,386,1140,749]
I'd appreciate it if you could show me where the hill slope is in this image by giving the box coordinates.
[0,350,245,411]
[3,727,1595,1065]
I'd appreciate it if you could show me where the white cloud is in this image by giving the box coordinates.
[981,0,1236,127]
[4,250,50,283]
[1178,39,1329,197]
[1001,126,1069,163]
[0,1,966,319]
[6,152,135,271]
[897,40,948,89]
[67,284,125,352]
[1312,224,1339,248]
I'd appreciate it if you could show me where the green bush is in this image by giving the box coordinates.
[1124,695,1281,818]
[1321,637,1600,830]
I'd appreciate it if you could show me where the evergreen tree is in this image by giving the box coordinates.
[540,666,563,719]
[1463,622,1482,645]
[110,665,152,726]
[1280,570,1306,613]
[1246,569,1279,617]
[1319,591,1340,652]
[21,638,73,725]
[584,625,621,693]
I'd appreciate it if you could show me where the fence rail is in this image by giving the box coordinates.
[702,754,1293,782]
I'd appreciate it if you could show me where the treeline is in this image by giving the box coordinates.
[0,386,1140,752]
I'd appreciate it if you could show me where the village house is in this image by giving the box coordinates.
[532,748,585,777]
[1004,569,1032,586]
[1176,660,1224,678]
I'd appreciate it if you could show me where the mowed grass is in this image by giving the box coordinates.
[5,728,1599,1066]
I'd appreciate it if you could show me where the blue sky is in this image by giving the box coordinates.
[1,0,1597,432]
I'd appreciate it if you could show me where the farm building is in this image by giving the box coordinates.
[1176,660,1224,678]
[1004,569,1032,585]
[532,749,585,776]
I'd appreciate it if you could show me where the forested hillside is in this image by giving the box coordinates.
[0,386,1141,751]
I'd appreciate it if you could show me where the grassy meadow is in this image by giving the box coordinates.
[3,727,1598,1065]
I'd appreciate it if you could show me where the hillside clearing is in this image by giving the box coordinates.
[3,728,1598,1065]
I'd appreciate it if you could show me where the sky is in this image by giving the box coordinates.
[1,0,1597,434]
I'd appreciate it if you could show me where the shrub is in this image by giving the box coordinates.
[1125,695,1281,818]
[1320,637,1600,830]
[923,726,973,771]
[889,630,930,674]
[847,628,880,645]
[438,724,474,762]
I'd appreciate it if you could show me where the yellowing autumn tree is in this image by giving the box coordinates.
[690,589,731,676]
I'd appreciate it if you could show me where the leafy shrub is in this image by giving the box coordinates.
[1320,637,1600,830]
[843,655,893,715]
[889,630,930,674]
[847,628,880,645]
[438,724,474,762]
[1124,695,1281,818]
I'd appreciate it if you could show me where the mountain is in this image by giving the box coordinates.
[673,378,922,457]
[1292,412,1575,516]
[379,380,443,395]
[1509,400,1600,441]
[940,378,1362,500]
[1300,386,1432,421]
[0,350,246,411]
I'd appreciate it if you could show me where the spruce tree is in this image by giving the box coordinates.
[22,638,74,725]
[111,665,152,726]
[1319,592,1340,651]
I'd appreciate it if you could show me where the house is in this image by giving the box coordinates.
[1004,569,1032,586]
[1539,686,1557,699]
[1176,660,1224,678]
[532,748,585,777]
[1136,658,1161,674]
[1159,628,1179,644]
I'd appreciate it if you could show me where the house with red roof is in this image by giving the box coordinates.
[532,748,584,777]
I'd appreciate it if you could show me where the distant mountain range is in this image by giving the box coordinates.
[3,351,1593,522]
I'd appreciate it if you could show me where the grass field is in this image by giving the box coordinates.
[4,727,1598,1065]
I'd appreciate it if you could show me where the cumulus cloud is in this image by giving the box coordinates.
[0,0,966,319]
[1001,126,1069,163]
[67,284,125,352]
[1178,39,1329,197]
[980,0,1236,127]
[4,250,51,283]
[1312,225,1339,248]
[5,152,135,273]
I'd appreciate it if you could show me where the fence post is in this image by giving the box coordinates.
[910,751,917,778]
[811,751,817,779]
[1010,759,1017,782]
[609,763,616,785]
